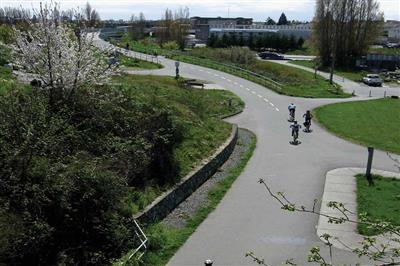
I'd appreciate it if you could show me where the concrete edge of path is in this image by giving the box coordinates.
[317,167,400,251]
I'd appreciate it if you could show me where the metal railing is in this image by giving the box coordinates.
[117,219,148,265]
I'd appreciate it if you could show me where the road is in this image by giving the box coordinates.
[94,36,399,265]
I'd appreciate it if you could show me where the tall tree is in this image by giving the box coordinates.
[277,12,288,25]
[129,12,146,40]
[83,2,100,27]
[172,7,190,50]
[266,17,276,25]
[313,0,383,68]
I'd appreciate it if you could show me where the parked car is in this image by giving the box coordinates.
[258,52,285,60]
[383,42,400,48]
[362,74,383,86]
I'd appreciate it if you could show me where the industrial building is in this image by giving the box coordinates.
[191,16,312,44]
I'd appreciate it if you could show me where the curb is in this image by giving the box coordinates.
[317,167,400,251]
[219,109,244,120]
[134,124,239,225]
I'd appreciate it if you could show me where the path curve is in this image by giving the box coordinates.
[93,35,399,265]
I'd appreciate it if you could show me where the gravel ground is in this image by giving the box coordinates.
[163,128,255,229]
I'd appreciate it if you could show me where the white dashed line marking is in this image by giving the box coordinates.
[221,77,226,80]
[199,69,204,72]
[207,71,211,74]
[257,94,263,98]
[227,79,232,82]
[269,102,275,107]
[245,88,250,91]
[251,91,256,94]
[239,85,244,88]
[275,108,280,112]
[233,82,238,85]
[214,74,219,77]
[263,98,269,102]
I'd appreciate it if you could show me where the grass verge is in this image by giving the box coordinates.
[314,98,400,154]
[356,174,400,236]
[129,132,257,266]
[290,60,369,82]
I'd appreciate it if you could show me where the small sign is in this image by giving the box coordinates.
[175,61,180,68]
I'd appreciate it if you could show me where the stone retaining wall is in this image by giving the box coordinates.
[134,124,239,225]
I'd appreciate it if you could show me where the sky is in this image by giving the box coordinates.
[0,0,399,21]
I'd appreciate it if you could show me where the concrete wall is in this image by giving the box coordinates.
[134,125,239,225]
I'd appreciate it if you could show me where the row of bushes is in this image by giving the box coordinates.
[207,33,305,52]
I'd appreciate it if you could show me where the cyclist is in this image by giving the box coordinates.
[303,110,313,132]
[290,120,301,143]
[288,103,296,121]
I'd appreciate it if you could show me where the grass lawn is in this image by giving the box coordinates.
[290,60,368,82]
[369,47,400,55]
[129,132,257,266]
[314,98,400,154]
[356,174,400,236]
[115,74,245,214]
[251,60,349,98]
[119,54,163,70]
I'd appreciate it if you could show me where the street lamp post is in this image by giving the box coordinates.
[329,52,335,85]
[175,61,180,79]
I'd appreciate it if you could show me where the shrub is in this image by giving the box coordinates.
[0,84,182,264]
[163,40,179,50]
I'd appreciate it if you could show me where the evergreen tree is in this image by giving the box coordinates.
[266,17,276,25]
[277,12,288,25]
[297,37,305,49]
[247,33,254,49]
[221,33,229,48]
[207,33,218,47]
[289,35,296,50]
[238,35,245,46]
[229,34,238,46]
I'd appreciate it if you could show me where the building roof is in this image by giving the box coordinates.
[191,16,253,21]
[210,28,279,33]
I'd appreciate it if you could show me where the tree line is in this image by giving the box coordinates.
[313,0,383,68]
[126,7,190,50]
[0,2,101,28]
[207,33,305,52]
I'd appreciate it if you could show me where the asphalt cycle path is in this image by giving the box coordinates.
[94,35,399,265]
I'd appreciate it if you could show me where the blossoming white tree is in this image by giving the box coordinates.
[12,3,115,109]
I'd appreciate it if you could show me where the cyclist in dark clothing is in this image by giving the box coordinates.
[303,110,313,132]
[290,121,301,143]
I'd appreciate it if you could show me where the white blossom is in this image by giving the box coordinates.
[12,3,116,104]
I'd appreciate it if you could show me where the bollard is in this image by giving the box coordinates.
[369,90,371,97]
[228,98,233,107]
[384,91,386,98]
[352,90,355,96]
[205,259,213,266]
[366,147,374,186]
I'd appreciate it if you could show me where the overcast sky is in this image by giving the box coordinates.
[1,0,399,21]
